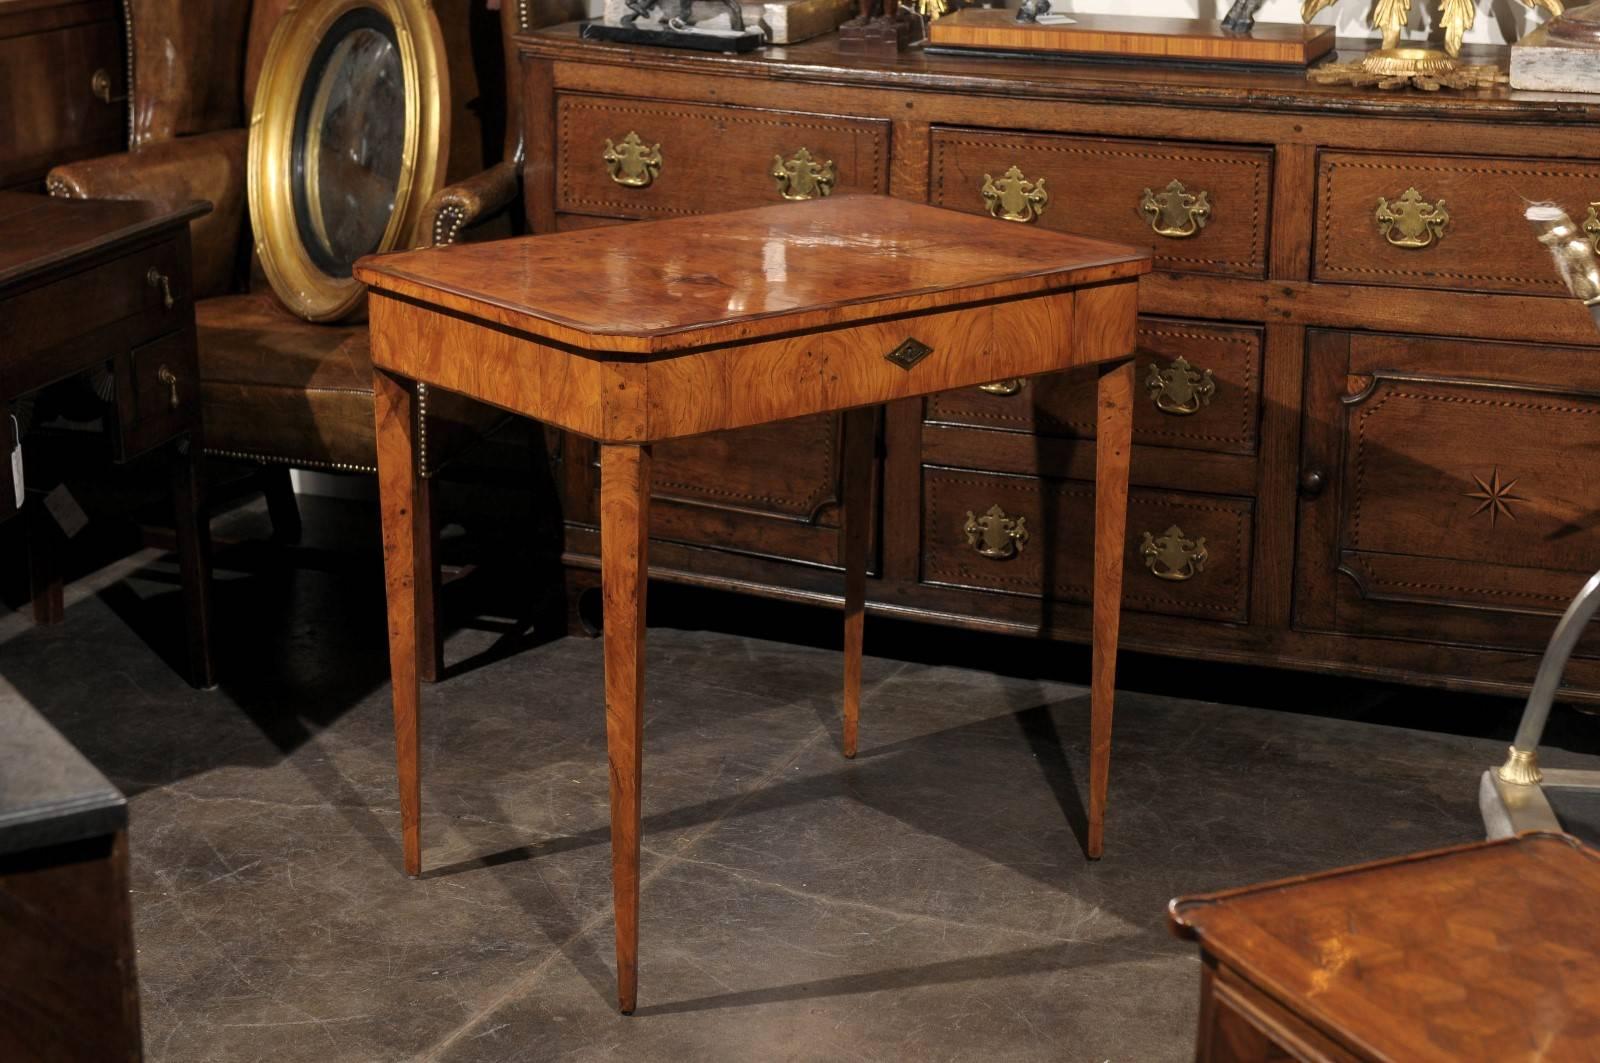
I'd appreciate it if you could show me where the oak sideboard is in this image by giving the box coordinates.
[514,25,1600,703]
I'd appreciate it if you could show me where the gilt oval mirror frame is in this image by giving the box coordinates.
[248,0,449,322]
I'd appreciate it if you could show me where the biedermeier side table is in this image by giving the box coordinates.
[1169,832,1600,1062]
[356,195,1150,1012]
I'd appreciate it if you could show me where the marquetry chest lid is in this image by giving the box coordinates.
[354,195,1149,355]
[1170,833,1600,1060]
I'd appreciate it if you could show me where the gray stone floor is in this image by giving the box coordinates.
[4,496,1598,1062]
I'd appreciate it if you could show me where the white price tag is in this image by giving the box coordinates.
[44,484,89,539]
[7,415,20,511]
[1034,13,1075,23]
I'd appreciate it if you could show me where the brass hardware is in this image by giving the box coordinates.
[1585,204,1600,256]
[1465,467,1526,526]
[146,267,173,310]
[1139,179,1211,239]
[90,68,126,104]
[1140,525,1207,582]
[1299,469,1326,498]
[1144,356,1214,415]
[157,365,179,410]
[771,148,834,201]
[981,166,1048,224]
[915,0,949,16]
[1497,745,1543,785]
[977,379,1023,396]
[964,504,1029,560]
[885,337,933,370]
[603,132,662,188]
[1375,188,1449,249]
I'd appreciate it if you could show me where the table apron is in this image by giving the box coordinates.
[367,280,1137,444]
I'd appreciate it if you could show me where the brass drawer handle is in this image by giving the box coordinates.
[964,504,1029,560]
[1376,188,1448,249]
[157,365,179,410]
[1140,179,1210,239]
[981,166,1048,224]
[977,379,1023,396]
[1140,525,1207,582]
[1145,356,1214,415]
[146,267,173,310]
[603,132,661,188]
[1584,204,1599,255]
[771,148,834,201]
[90,68,126,104]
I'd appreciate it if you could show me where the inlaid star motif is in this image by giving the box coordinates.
[1464,468,1526,526]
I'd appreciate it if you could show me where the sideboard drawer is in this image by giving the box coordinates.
[922,466,1252,622]
[929,127,1271,278]
[926,317,1262,457]
[1316,150,1600,296]
[555,93,890,219]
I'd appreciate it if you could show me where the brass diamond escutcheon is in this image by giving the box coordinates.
[885,337,933,370]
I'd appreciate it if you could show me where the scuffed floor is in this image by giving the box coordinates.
[2,496,1591,1062]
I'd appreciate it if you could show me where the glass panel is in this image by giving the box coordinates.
[292,10,406,277]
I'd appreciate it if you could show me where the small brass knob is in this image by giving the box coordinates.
[146,267,173,310]
[977,379,1023,396]
[1299,469,1326,498]
[90,68,126,104]
[157,365,179,410]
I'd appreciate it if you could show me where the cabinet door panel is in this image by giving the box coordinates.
[1297,330,1600,654]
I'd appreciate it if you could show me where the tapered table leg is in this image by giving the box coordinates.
[374,370,425,877]
[415,475,444,684]
[840,407,874,759]
[1088,358,1134,860]
[26,498,63,625]
[601,442,651,1014]
[169,435,215,689]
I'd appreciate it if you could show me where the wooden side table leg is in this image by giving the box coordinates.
[374,370,425,877]
[170,435,216,689]
[1088,358,1134,860]
[25,499,64,625]
[601,442,651,1015]
[840,406,874,759]
[415,474,444,685]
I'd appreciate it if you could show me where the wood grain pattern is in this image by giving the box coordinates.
[841,406,874,758]
[363,193,1144,1010]
[355,196,1148,355]
[373,368,424,877]
[1088,359,1132,860]
[1171,833,1600,1062]
[926,11,1335,66]
[600,442,651,1015]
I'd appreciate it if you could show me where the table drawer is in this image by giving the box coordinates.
[0,235,189,361]
[923,466,1252,622]
[1315,150,1600,296]
[114,328,198,460]
[929,127,1271,278]
[555,93,890,219]
[926,317,1262,457]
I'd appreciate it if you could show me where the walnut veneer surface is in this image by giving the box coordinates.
[357,196,1147,1012]
[1170,833,1600,1061]
[511,26,1600,704]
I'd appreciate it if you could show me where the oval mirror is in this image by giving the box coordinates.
[250,0,448,322]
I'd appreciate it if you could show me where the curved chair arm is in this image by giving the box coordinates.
[47,130,250,299]
[418,159,522,248]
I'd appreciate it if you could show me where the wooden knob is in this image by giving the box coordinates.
[1299,469,1326,497]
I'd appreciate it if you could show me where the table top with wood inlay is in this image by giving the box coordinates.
[355,195,1149,355]
[1170,832,1600,1061]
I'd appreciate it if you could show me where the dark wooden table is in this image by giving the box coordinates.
[1169,832,1600,1061]
[0,191,214,688]
[356,195,1150,1012]
[0,686,141,1061]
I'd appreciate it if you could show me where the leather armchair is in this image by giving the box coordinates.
[46,0,567,680]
